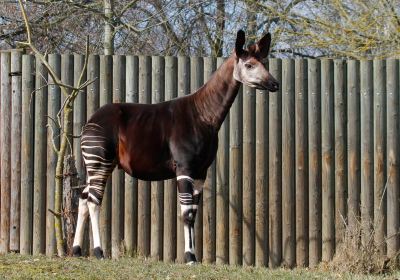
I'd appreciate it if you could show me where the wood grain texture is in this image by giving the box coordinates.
[32,56,48,255]
[295,59,308,267]
[20,55,35,254]
[347,60,360,232]
[373,59,386,255]
[10,51,22,252]
[282,59,295,267]
[268,59,282,268]
[46,54,61,256]
[0,52,11,253]
[307,59,321,266]
[321,59,335,262]
[333,59,347,248]
[386,59,399,257]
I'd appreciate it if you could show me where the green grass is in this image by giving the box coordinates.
[0,254,398,280]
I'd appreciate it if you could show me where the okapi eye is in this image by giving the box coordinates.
[245,63,253,69]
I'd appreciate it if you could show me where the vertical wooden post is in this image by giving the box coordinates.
[150,56,164,260]
[229,82,243,265]
[74,54,88,255]
[73,54,87,186]
[46,54,61,256]
[360,60,374,245]
[10,51,22,252]
[295,59,308,267]
[0,52,11,253]
[61,54,74,150]
[84,54,100,256]
[111,55,125,258]
[242,83,256,266]
[137,56,151,257]
[202,163,216,263]
[20,55,35,254]
[321,59,335,261]
[125,55,139,256]
[386,59,399,257]
[87,55,100,118]
[373,59,386,254]
[163,56,177,262]
[347,60,360,230]
[202,57,216,264]
[99,55,113,257]
[32,56,48,254]
[255,69,269,267]
[215,57,229,265]
[269,58,282,268]
[334,59,347,248]
[308,59,321,266]
[176,56,190,263]
[282,59,295,267]
[190,57,204,261]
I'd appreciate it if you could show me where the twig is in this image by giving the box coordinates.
[46,123,60,155]
[378,174,390,211]
[48,208,61,217]
[46,114,61,129]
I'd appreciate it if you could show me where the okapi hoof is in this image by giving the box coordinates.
[93,247,104,259]
[72,246,82,257]
[184,252,197,265]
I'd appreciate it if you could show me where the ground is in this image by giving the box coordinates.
[0,254,398,280]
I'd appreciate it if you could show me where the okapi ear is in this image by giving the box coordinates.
[256,33,271,58]
[235,30,246,56]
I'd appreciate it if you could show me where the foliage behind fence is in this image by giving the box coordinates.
[0,50,399,267]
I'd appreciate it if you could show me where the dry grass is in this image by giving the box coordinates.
[326,215,399,275]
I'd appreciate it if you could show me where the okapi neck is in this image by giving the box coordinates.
[192,55,241,130]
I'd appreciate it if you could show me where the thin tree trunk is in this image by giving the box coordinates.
[54,106,73,256]
[246,1,257,45]
[104,0,115,55]
[214,0,225,57]
[63,155,79,256]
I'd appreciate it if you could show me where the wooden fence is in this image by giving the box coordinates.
[0,50,399,268]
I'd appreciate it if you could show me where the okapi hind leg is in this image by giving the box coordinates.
[72,187,90,257]
[79,123,116,258]
[177,175,203,264]
[88,199,103,259]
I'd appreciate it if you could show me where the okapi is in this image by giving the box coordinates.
[72,30,279,264]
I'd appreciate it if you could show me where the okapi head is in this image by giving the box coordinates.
[233,30,279,92]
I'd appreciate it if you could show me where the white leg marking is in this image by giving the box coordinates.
[88,201,101,248]
[177,175,194,184]
[181,203,195,255]
[183,224,195,254]
[73,198,89,247]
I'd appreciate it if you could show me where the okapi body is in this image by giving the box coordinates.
[72,30,279,264]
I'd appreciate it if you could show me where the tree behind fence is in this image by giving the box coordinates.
[0,51,399,267]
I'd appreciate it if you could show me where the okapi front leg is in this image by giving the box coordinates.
[177,175,202,264]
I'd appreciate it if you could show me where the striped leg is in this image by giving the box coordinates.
[177,175,203,264]
[73,123,115,258]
